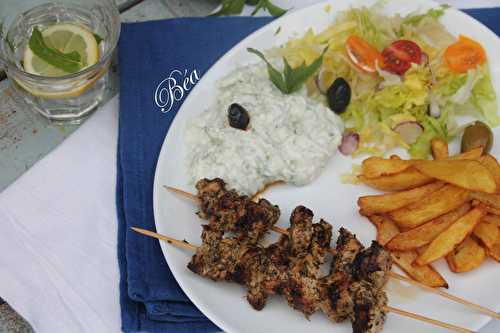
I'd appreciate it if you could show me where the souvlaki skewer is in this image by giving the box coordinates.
[131,225,474,333]
[164,178,500,320]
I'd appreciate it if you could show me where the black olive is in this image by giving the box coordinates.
[327,78,351,114]
[228,103,250,130]
[246,0,259,5]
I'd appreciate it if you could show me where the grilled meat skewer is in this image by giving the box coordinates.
[188,205,392,333]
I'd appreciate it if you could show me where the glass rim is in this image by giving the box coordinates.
[3,1,121,81]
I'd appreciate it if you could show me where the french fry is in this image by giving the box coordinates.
[479,154,500,189]
[391,251,449,288]
[487,240,500,262]
[358,169,434,192]
[413,159,497,193]
[470,191,500,210]
[367,215,400,244]
[361,157,413,178]
[415,245,428,255]
[473,220,499,249]
[482,214,500,228]
[446,237,486,273]
[367,215,448,288]
[431,138,449,160]
[484,206,500,216]
[386,204,471,251]
[471,199,500,215]
[416,207,485,266]
[449,146,484,160]
[389,185,469,229]
[358,182,445,216]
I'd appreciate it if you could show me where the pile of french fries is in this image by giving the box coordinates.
[357,139,500,288]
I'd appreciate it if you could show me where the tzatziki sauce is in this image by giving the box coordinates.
[185,63,344,195]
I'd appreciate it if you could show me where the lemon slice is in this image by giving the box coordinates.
[23,23,100,77]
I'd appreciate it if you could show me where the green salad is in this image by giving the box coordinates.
[262,4,499,158]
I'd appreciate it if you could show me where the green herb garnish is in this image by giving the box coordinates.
[93,33,103,44]
[28,27,82,73]
[248,47,326,94]
[211,0,246,16]
[251,0,288,17]
[211,0,287,17]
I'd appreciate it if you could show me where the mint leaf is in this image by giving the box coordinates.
[248,47,325,94]
[210,0,245,16]
[250,1,266,15]
[283,50,325,93]
[247,47,287,93]
[93,33,103,44]
[251,0,288,17]
[28,27,82,73]
[264,1,288,17]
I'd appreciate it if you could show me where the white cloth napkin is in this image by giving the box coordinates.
[1,1,500,332]
[0,97,121,333]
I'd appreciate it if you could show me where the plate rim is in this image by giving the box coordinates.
[152,1,500,332]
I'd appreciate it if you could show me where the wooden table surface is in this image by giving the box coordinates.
[0,1,218,331]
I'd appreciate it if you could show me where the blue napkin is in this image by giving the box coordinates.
[116,9,500,333]
[117,17,273,333]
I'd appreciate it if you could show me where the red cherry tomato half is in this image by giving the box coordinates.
[382,40,423,75]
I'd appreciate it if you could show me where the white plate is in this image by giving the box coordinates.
[153,1,500,332]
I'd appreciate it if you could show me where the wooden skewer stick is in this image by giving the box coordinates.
[131,227,197,252]
[387,272,500,319]
[164,185,500,320]
[386,306,474,333]
[250,180,284,201]
[131,227,475,333]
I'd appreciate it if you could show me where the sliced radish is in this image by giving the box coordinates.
[421,52,429,65]
[393,121,424,144]
[339,132,359,155]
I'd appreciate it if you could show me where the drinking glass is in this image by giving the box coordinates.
[0,0,120,123]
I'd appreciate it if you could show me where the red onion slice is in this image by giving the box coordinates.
[393,121,424,144]
[339,132,360,155]
[421,52,429,65]
[314,75,326,95]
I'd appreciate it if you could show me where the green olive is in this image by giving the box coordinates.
[461,121,493,153]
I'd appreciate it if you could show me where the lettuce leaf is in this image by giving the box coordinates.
[472,67,500,127]
[409,116,448,158]
[433,66,500,127]
[402,5,449,26]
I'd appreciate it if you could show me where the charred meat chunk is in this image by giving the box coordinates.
[350,281,387,333]
[195,178,280,244]
[352,241,392,290]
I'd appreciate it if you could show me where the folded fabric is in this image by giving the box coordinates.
[0,98,122,333]
[117,17,273,332]
[116,8,500,333]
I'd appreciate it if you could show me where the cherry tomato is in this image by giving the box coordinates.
[345,35,382,73]
[381,40,422,75]
[445,35,486,73]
